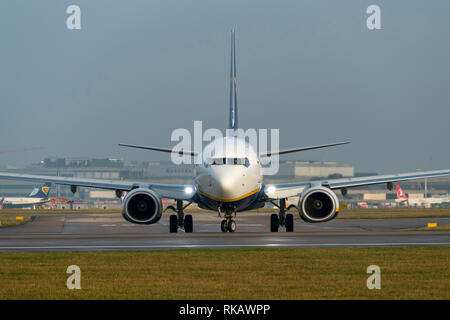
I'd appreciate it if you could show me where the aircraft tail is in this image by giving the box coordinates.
[395,185,408,200]
[229,29,238,131]
[29,182,52,198]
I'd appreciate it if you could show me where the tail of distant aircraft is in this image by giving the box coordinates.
[395,185,408,200]
[29,182,52,198]
[229,29,238,131]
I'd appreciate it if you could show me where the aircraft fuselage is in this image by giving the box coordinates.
[194,136,264,212]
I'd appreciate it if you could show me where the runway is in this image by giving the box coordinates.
[0,212,449,251]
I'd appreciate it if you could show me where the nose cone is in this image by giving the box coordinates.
[218,177,236,194]
[211,167,244,200]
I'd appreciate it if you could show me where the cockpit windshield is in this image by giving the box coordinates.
[205,157,250,167]
[29,188,39,197]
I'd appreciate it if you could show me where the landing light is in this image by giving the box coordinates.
[184,186,194,195]
[267,185,276,194]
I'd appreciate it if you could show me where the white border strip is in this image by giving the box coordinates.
[0,242,449,250]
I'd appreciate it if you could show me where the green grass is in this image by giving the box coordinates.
[337,208,450,219]
[0,247,448,299]
[407,224,450,231]
[0,214,32,227]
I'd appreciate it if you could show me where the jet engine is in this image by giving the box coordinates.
[298,187,339,223]
[122,188,162,224]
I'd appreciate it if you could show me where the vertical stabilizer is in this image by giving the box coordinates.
[229,29,238,131]
[29,182,52,198]
[395,185,408,200]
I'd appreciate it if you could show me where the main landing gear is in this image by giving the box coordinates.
[270,198,294,232]
[219,207,237,232]
[168,200,193,233]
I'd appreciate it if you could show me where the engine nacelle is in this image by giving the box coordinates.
[298,187,339,223]
[122,188,162,224]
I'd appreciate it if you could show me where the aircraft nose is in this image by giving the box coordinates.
[218,177,235,193]
[211,168,242,198]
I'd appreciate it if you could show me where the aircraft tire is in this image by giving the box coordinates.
[221,220,228,232]
[184,214,193,233]
[270,214,279,232]
[228,220,236,232]
[285,213,294,232]
[169,215,178,233]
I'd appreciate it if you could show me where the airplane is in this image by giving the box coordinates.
[395,185,450,208]
[0,30,450,232]
[0,182,52,209]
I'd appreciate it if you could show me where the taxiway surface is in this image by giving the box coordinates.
[0,212,448,251]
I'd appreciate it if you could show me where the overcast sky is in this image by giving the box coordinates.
[0,0,449,174]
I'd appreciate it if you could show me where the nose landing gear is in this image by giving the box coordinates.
[219,207,237,232]
[220,219,236,232]
[270,198,294,232]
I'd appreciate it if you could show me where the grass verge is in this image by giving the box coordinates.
[337,208,450,219]
[0,214,32,227]
[0,209,120,215]
[406,224,450,231]
[0,246,448,299]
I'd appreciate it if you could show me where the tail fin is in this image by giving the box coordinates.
[395,185,407,200]
[229,29,238,131]
[29,182,52,198]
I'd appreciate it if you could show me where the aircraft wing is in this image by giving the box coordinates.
[264,182,311,199]
[325,169,450,189]
[259,141,350,157]
[264,169,450,199]
[0,172,195,201]
[118,144,197,156]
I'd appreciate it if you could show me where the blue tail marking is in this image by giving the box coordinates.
[229,29,238,131]
[29,182,52,198]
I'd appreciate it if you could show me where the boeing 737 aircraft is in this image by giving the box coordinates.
[0,183,51,209]
[1,31,450,232]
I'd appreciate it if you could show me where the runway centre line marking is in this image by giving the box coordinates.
[0,242,449,250]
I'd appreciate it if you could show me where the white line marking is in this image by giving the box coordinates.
[0,242,448,250]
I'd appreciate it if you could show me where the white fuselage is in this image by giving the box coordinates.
[2,197,47,204]
[397,196,450,208]
[1,197,49,208]
[194,136,263,210]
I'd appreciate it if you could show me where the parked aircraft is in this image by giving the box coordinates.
[395,185,450,208]
[1,182,51,209]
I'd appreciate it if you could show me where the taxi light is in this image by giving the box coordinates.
[267,186,276,194]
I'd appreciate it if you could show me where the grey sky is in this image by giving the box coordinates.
[0,0,449,173]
